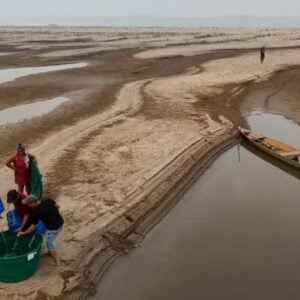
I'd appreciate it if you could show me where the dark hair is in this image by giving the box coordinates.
[7,189,18,203]
[17,143,26,152]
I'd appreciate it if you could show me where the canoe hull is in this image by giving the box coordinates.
[239,127,300,170]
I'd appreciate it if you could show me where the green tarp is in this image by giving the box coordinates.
[30,164,43,199]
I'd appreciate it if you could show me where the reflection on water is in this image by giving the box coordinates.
[242,141,300,181]
[93,113,300,300]
[0,97,69,126]
[248,112,300,148]
[0,62,87,85]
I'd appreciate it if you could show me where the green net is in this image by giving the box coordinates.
[30,163,43,199]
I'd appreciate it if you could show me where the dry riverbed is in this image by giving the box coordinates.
[0,27,300,299]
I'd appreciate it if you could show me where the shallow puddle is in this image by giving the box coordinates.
[0,97,69,126]
[0,62,87,85]
[93,113,300,300]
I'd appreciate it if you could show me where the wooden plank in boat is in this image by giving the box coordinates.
[278,151,300,157]
[239,127,298,152]
[239,126,300,170]
[261,138,298,152]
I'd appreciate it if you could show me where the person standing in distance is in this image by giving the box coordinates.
[260,45,266,63]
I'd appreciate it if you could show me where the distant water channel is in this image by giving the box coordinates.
[0,62,87,85]
[92,112,300,300]
[0,97,69,126]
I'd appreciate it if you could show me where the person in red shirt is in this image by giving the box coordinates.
[7,189,30,232]
[5,144,37,195]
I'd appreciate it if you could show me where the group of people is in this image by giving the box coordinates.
[0,46,268,268]
[4,144,64,266]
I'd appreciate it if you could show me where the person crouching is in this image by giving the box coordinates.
[18,195,64,266]
[7,189,30,233]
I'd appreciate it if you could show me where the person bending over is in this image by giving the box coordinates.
[18,195,64,266]
[7,189,29,232]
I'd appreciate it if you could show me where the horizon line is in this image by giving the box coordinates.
[1,14,300,19]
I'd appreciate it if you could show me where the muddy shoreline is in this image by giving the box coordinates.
[63,131,240,300]
[72,64,300,299]
[1,28,300,299]
[0,49,244,166]
[0,45,248,299]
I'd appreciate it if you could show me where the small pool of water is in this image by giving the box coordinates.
[248,112,300,148]
[93,112,300,300]
[0,62,87,85]
[0,97,69,126]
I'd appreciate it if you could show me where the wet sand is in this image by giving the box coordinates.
[241,67,300,124]
[0,27,300,299]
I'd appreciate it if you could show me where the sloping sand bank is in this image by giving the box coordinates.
[1,28,300,299]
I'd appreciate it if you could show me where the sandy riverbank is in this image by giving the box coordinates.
[0,27,300,299]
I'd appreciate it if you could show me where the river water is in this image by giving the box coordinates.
[0,62,87,126]
[0,97,69,126]
[0,62,87,85]
[93,113,300,300]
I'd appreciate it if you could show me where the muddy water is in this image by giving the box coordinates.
[249,112,300,148]
[0,62,87,85]
[93,113,300,300]
[0,97,69,126]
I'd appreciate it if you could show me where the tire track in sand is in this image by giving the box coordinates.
[0,78,151,212]
[0,65,201,205]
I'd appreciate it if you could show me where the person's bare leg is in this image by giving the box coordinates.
[18,184,24,194]
[25,184,31,196]
[49,250,60,266]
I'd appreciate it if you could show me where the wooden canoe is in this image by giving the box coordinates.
[239,127,300,170]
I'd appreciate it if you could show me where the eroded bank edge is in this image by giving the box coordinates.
[58,129,240,300]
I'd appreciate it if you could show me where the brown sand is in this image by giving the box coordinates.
[0,27,300,299]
